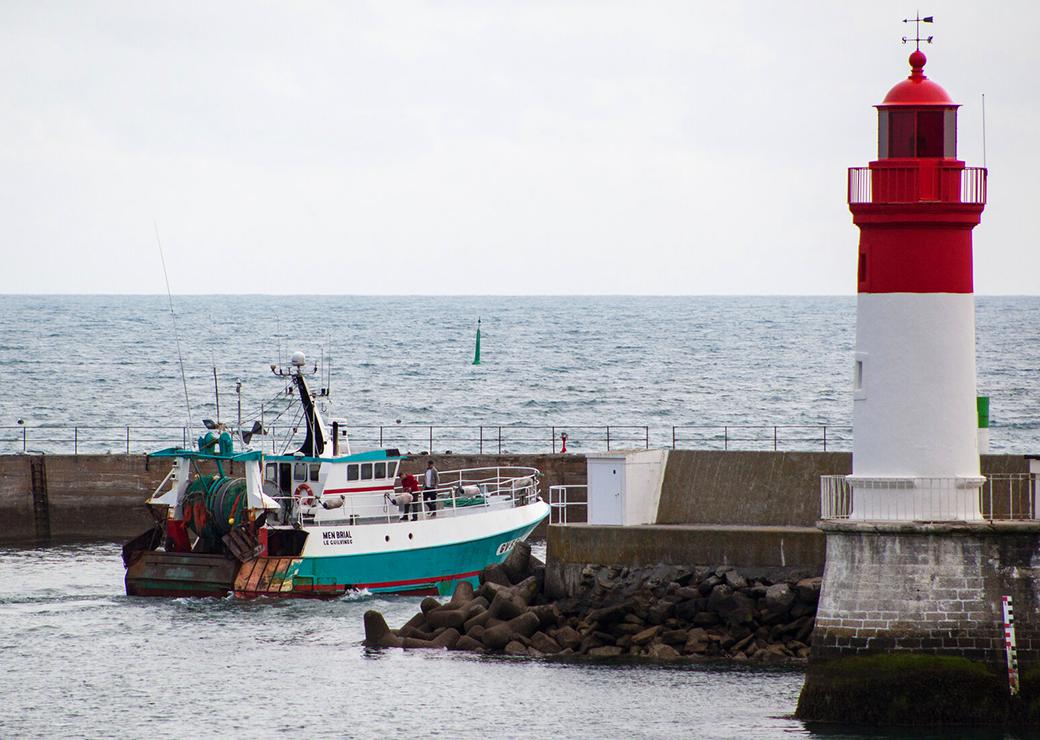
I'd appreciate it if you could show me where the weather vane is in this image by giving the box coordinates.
[902,13,934,51]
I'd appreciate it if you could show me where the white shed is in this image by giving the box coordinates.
[586,449,669,526]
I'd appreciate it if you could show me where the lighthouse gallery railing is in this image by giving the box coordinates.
[820,474,1037,521]
[848,166,987,205]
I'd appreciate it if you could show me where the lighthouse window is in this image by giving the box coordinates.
[916,111,944,157]
[858,252,867,284]
[885,109,946,158]
[347,464,359,481]
[361,463,373,480]
[888,111,916,157]
[374,462,386,479]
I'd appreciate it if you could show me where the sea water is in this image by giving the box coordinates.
[1,295,1038,738]
[1,295,1038,453]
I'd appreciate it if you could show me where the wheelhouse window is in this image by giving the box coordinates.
[309,464,320,482]
[347,464,359,481]
[387,461,398,479]
[293,463,307,481]
[361,463,373,480]
[374,462,386,479]
[265,463,277,483]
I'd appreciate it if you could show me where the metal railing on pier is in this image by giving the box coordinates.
[548,485,588,525]
[670,425,852,452]
[0,422,854,456]
[820,474,1037,522]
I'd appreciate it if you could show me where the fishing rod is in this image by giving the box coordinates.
[154,221,193,433]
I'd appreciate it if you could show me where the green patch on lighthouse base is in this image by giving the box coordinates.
[796,653,1038,726]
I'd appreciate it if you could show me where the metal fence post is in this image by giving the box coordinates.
[645,426,649,449]
[606,426,611,451]
[773,426,778,451]
[22,426,26,453]
[429,426,433,454]
[671,426,676,449]
[126,426,131,455]
[379,426,384,447]
[74,427,78,455]
[724,426,728,451]
[497,426,502,454]
[552,426,556,454]
[479,426,484,454]
[823,425,827,451]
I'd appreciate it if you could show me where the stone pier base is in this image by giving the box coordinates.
[797,520,1040,725]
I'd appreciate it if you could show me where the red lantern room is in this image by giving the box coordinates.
[877,50,958,160]
[849,48,987,294]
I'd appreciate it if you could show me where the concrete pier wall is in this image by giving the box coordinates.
[1,451,1028,546]
[0,453,587,543]
[547,452,1030,596]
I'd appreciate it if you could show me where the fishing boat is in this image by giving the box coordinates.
[122,352,549,598]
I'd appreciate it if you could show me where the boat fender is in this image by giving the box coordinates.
[293,483,316,507]
[321,495,344,510]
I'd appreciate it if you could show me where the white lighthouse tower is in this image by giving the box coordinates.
[847,44,987,520]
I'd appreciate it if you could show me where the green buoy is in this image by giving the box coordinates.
[472,318,481,365]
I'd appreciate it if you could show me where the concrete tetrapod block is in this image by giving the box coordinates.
[447,580,475,606]
[488,590,527,621]
[426,607,468,630]
[501,540,531,584]
[481,612,540,650]
[462,607,491,633]
[363,610,404,648]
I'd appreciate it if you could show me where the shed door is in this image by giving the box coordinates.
[588,460,623,525]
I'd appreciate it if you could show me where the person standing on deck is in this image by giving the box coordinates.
[424,460,439,517]
[398,470,420,521]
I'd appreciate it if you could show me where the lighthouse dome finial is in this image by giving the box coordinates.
[880,48,954,107]
[909,49,927,76]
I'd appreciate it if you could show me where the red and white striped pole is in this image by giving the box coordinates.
[1001,595,1020,696]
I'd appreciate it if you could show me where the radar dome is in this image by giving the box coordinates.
[291,351,306,367]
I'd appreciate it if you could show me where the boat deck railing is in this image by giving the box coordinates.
[274,466,542,527]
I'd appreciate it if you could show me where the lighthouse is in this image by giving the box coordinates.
[847,44,987,520]
[799,27,1040,725]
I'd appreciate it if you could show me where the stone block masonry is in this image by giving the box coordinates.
[811,521,1040,669]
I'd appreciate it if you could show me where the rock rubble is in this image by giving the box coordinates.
[362,542,821,663]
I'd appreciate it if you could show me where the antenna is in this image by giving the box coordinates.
[212,366,221,424]
[982,93,988,169]
[902,13,934,51]
[154,221,192,431]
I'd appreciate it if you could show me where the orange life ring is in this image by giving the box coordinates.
[294,483,316,507]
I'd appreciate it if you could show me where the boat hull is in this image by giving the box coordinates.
[126,501,550,599]
[239,504,549,597]
[125,551,238,598]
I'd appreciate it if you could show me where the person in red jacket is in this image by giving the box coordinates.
[398,470,420,521]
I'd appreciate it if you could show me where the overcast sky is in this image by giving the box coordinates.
[1,1,1036,295]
